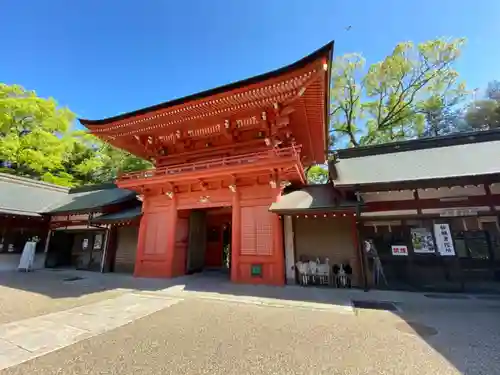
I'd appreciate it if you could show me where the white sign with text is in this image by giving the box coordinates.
[433,223,456,256]
[391,245,408,256]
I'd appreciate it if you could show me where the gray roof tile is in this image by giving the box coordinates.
[333,140,500,187]
[0,174,68,216]
[0,173,137,216]
[91,206,142,223]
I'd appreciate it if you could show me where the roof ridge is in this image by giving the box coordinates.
[0,173,69,193]
[335,129,500,160]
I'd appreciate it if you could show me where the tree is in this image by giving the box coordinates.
[329,38,466,148]
[92,143,153,184]
[418,85,467,137]
[306,165,329,184]
[0,83,151,187]
[464,100,500,130]
[464,80,500,131]
[0,83,77,185]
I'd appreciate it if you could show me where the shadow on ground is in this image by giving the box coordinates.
[0,269,499,374]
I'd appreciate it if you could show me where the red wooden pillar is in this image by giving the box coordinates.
[231,190,241,282]
[165,196,178,277]
[272,189,285,285]
[133,205,148,277]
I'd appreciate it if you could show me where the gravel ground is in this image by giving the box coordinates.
[0,271,125,324]
[1,271,499,374]
[3,297,496,375]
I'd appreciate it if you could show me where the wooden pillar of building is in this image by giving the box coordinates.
[272,211,285,285]
[165,196,179,277]
[133,211,148,277]
[352,213,368,291]
[231,190,241,282]
[274,187,286,285]
[283,215,296,284]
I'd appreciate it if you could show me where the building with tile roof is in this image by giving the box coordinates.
[0,174,141,272]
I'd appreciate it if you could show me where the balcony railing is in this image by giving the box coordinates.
[119,145,302,181]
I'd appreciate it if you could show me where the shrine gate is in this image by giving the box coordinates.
[80,42,334,285]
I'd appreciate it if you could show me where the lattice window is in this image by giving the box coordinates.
[240,206,273,256]
[241,207,257,255]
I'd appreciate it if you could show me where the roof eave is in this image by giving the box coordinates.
[323,41,335,163]
[334,172,500,191]
[79,41,335,127]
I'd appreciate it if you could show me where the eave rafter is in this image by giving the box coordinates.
[90,62,324,140]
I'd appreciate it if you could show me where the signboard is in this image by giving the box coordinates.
[440,208,479,217]
[391,245,408,256]
[93,234,103,250]
[411,228,436,254]
[433,223,456,256]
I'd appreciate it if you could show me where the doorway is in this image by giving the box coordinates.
[185,207,232,276]
[45,230,106,271]
[45,231,73,268]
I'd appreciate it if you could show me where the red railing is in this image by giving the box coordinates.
[119,145,302,181]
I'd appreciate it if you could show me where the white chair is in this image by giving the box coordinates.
[316,257,331,285]
[337,264,348,288]
[308,260,318,284]
[295,261,310,285]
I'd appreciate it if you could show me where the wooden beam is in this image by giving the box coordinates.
[413,190,422,215]
[156,139,267,165]
[483,183,497,213]
[365,194,500,212]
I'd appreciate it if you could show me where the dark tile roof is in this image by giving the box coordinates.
[0,173,137,216]
[91,206,142,223]
[269,184,357,213]
[45,184,137,214]
[0,174,68,216]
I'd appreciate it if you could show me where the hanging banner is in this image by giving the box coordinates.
[433,223,456,256]
[391,245,408,256]
[411,228,436,254]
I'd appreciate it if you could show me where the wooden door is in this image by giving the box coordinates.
[186,210,207,273]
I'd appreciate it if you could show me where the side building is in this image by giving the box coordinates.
[0,173,141,273]
[329,129,500,293]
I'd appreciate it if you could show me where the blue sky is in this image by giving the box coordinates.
[2,0,499,125]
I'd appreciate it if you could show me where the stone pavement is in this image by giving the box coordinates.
[1,270,500,373]
[0,293,182,370]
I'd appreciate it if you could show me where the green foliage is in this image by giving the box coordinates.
[0,83,75,182]
[464,81,500,131]
[306,165,329,184]
[92,143,153,184]
[0,83,151,187]
[330,38,466,148]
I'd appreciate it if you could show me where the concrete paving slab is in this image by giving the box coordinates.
[0,339,32,371]
[180,291,355,314]
[0,293,183,371]
[2,320,89,353]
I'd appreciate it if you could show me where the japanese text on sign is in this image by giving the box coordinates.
[433,223,456,256]
[391,245,408,256]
